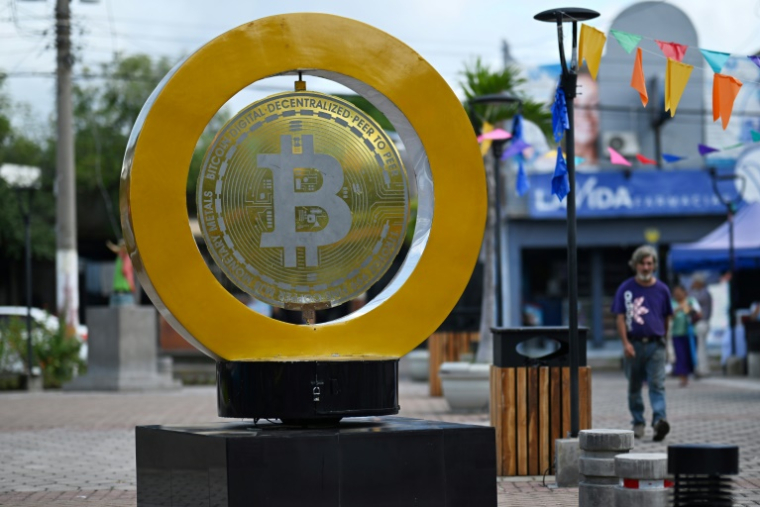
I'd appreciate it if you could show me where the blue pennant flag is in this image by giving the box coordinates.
[551,147,570,201]
[551,85,569,143]
[516,163,530,196]
[509,114,531,197]
[662,153,685,163]
[512,112,523,140]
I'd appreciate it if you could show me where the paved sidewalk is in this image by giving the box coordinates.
[1,371,759,506]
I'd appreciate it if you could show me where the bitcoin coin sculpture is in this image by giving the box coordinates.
[130,17,495,506]
[122,14,485,422]
[197,92,408,310]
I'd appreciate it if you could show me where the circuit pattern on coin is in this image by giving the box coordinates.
[197,91,409,309]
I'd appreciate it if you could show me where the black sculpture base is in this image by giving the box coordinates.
[217,360,399,423]
[136,417,496,507]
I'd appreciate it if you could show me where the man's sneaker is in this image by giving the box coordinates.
[653,419,670,442]
[633,423,646,439]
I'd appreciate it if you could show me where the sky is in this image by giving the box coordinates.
[2,0,760,127]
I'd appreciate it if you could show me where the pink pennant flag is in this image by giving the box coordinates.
[656,40,688,62]
[608,147,632,166]
[477,128,512,142]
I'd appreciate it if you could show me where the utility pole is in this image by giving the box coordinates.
[55,0,79,331]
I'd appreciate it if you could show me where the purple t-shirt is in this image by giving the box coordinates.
[611,278,673,338]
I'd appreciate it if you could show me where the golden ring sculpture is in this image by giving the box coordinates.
[121,13,486,361]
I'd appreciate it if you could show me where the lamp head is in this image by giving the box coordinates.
[533,8,600,23]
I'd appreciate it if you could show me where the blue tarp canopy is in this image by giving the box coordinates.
[670,202,760,272]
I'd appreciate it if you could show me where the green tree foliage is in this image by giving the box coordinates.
[461,58,551,137]
[73,54,175,237]
[0,75,55,260]
[0,314,84,389]
[74,53,230,224]
[2,52,228,260]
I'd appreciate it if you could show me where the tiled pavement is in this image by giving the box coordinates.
[1,371,760,506]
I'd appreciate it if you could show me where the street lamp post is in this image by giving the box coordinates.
[469,94,522,329]
[710,169,746,360]
[534,7,600,438]
[0,164,42,389]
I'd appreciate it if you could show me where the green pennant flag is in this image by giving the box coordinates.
[610,29,642,54]
[723,143,744,150]
[751,129,760,142]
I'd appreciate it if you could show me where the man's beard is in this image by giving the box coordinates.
[636,272,654,282]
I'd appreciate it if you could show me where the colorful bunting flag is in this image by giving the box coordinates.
[656,40,688,62]
[723,143,744,150]
[477,128,511,142]
[751,130,760,142]
[502,138,530,160]
[636,154,657,165]
[663,153,685,163]
[610,29,641,54]
[551,147,570,201]
[700,49,731,74]
[631,47,648,107]
[579,24,606,80]
[608,147,632,166]
[665,58,693,117]
[516,165,530,197]
[698,143,720,156]
[509,114,530,197]
[749,55,760,70]
[713,73,743,130]
[480,121,493,157]
[551,86,569,143]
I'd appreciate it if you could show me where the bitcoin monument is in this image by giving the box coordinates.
[125,13,492,506]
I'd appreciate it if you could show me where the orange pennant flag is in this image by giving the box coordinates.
[630,47,648,107]
[712,73,743,130]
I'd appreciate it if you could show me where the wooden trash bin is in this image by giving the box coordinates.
[490,327,592,476]
[490,365,591,476]
[428,331,479,397]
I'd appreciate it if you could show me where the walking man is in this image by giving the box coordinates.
[612,245,673,441]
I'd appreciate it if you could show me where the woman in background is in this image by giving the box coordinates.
[671,285,701,387]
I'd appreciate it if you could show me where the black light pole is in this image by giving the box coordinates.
[710,170,745,359]
[469,94,523,328]
[534,7,599,438]
[22,189,34,378]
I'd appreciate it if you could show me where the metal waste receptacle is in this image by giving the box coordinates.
[668,444,739,507]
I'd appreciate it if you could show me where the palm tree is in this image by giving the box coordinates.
[460,58,550,364]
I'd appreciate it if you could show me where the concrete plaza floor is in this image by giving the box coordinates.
[1,371,760,506]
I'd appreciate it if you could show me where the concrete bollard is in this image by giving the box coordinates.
[578,429,634,507]
[615,453,671,507]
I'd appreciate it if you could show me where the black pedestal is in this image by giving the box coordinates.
[217,360,399,423]
[136,417,496,507]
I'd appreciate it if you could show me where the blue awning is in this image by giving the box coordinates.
[669,202,760,272]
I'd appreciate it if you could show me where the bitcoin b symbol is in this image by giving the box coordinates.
[197,91,408,309]
[258,134,351,267]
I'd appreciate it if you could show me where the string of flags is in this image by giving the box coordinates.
[476,22,760,202]
[603,127,760,169]
[579,24,754,129]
